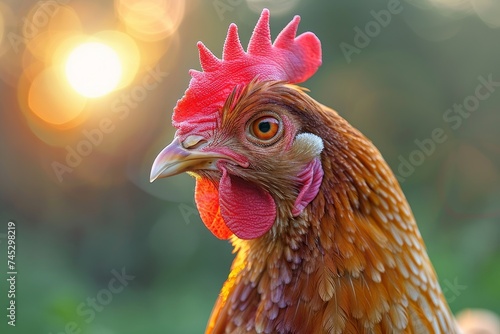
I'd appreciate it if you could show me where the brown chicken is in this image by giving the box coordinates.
[150,9,462,333]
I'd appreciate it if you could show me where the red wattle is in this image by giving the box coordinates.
[219,167,276,240]
[195,179,233,240]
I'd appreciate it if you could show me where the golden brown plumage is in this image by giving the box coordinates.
[202,81,459,333]
[150,9,464,333]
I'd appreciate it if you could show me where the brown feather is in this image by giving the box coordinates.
[205,81,459,333]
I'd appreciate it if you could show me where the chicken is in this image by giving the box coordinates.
[150,9,462,333]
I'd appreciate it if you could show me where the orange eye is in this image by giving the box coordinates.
[250,116,280,141]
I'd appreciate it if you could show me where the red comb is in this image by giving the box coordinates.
[172,9,322,137]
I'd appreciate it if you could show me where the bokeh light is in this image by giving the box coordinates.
[402,5,461,42]
[23,5,82,63]
[115,0,185,42]
[93,30,141,90]
[65,42,122,98]
[0,2,15,63]
[423,0,500,27]
[427,0,472,11]
[28,66,87,125]
[471,0,500,28]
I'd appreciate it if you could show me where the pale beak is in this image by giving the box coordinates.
[150,136,229,182]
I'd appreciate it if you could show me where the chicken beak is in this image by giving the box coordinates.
[150,136,225,182]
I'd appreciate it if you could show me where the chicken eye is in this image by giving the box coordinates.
[250,116,280,141]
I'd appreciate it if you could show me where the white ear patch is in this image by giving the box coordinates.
[293,133,324,158]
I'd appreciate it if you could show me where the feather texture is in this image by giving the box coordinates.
[149,10,463,334]
[203,81,460,334]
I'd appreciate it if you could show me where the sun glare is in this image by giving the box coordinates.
[65,42,122,98]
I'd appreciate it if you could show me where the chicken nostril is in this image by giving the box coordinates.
[182,135,207,150]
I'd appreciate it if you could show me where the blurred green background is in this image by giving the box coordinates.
[0,0,499,333]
